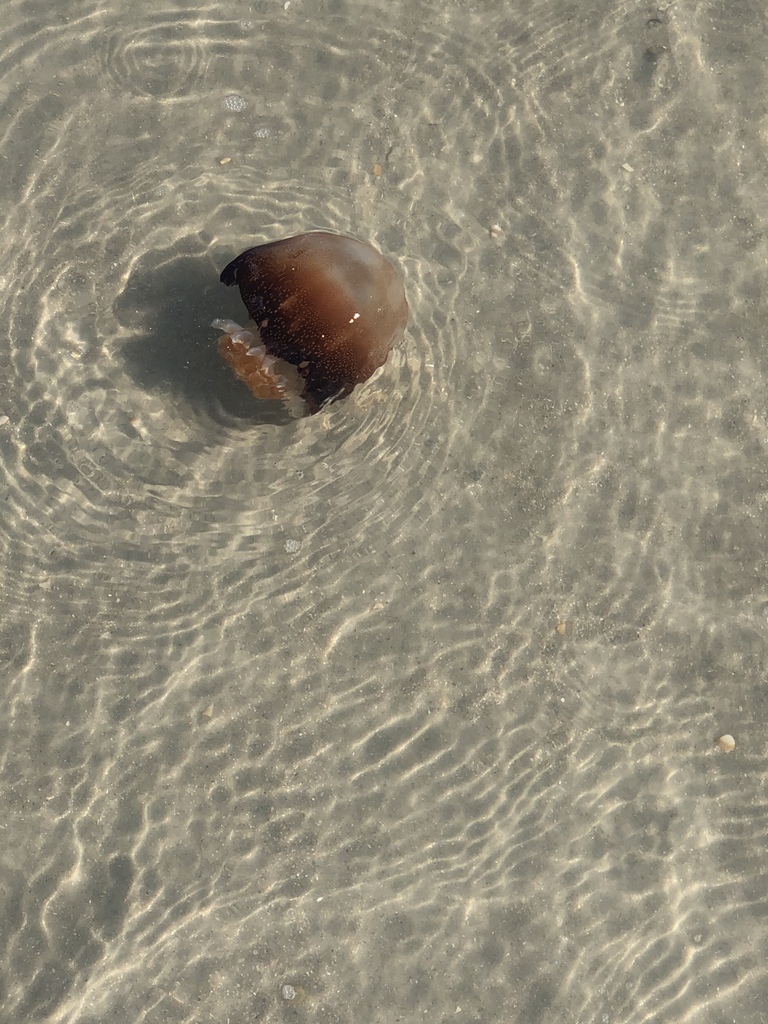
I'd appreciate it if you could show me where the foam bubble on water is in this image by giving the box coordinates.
[223,94,247,112]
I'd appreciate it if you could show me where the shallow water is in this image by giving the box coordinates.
[1,0,766,1021]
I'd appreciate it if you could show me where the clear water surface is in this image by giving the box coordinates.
[0,0,766,1021]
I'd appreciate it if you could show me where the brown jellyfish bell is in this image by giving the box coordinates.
[212,231,408,416]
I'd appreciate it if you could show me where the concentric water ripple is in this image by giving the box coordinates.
[102,9,243,98]
[0,156,462,621]
[0,5,583,632]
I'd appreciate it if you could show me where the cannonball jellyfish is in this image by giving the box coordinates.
[212,231,408,416]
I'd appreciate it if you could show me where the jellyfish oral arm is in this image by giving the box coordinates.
[212,318,307,418]
[210,318,258,347]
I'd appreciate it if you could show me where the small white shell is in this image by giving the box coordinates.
[223,94,247,112]
[715,734,735,752]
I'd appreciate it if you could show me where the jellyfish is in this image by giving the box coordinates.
[212,231,408,416]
